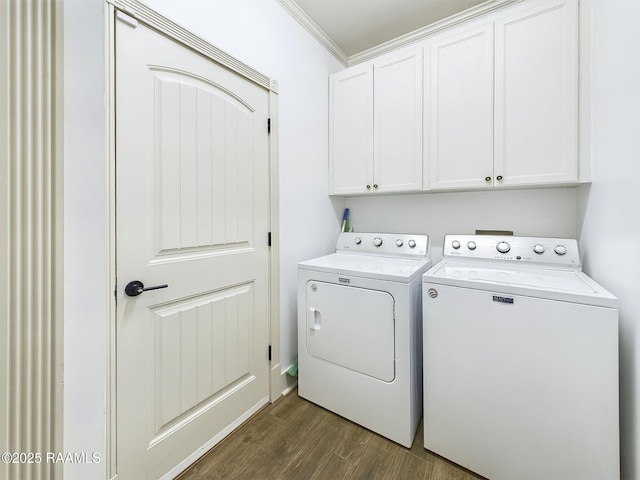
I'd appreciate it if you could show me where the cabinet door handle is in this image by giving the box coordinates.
[373,184,378,189]
[366,184,371,189]
[485,176,491,182]
[496,175,503,181]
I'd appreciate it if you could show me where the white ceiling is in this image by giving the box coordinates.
[291,0,489,57]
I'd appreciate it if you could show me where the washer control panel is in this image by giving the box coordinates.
[442,234,581,267]
[336,232,429,258]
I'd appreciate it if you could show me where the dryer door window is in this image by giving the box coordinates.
[305,281,395,382]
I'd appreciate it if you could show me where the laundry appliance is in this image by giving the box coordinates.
[298,232,431,447]
[422,234,619,479]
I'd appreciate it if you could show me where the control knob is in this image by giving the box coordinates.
[533,244,545,254]
[354,237,362,245]
[467,241,477,251]
[408,239,416,248]
[373,237,383,247]
[396,239,403,247]
[496,241,511,254]
[451,240,461,250]
[554,245,567,255]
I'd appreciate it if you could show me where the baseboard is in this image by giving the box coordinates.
[270,362,298,401]
[160,367,297,479]
[281,371,298,396]
[159,396,268,480]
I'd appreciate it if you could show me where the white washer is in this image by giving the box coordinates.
[423,234,619,480]
[298,232,431,447]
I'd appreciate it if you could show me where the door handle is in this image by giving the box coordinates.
[308,307,321,331]
[124,280,168,297]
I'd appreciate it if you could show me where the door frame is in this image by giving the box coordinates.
[104,1,281,477]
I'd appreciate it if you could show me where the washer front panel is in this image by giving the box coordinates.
[423,282,619,480]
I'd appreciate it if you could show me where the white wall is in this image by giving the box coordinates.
[62,1,343,479]
[579,1,640,478]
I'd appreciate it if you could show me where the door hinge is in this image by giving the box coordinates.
[268,231,272,247]
[267,118,271,134]
[268,345,272,361]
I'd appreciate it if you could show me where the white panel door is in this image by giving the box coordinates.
[116,18,270,480]
[329,64,374,195]
[424,21,494,190]
[494,0,578,186]
[374,48,423,193]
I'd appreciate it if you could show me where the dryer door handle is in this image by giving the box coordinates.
[308,307,321,331]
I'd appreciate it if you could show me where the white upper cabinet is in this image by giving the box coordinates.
[494,0,578,186]
[329,64,374,195]
[424,0,578,191]
[373,49,423,193]
[425,20,494,190]
[329,48,422,195]
[330,0,580,195]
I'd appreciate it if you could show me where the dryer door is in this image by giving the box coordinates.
[305,281,395,381]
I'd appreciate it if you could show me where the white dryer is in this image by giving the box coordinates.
[423,234,619,480]
[298,232,431,447]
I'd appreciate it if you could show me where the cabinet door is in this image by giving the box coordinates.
[494,0,578,186]
[424,21,494,190]
[329,65,374,195]
[374,49,423,192]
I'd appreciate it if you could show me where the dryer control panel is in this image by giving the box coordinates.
[336,232,429,258]
[442,235,581,268]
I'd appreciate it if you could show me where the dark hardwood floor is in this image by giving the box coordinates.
[177,389,483,480]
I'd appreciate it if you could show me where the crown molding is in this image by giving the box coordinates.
[276,0,525,67]
[348,0,524,65]
[108,0,276,91]
[275,0,349,66]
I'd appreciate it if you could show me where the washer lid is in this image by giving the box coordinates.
[299,252,432,283]
[423,260,618,308]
